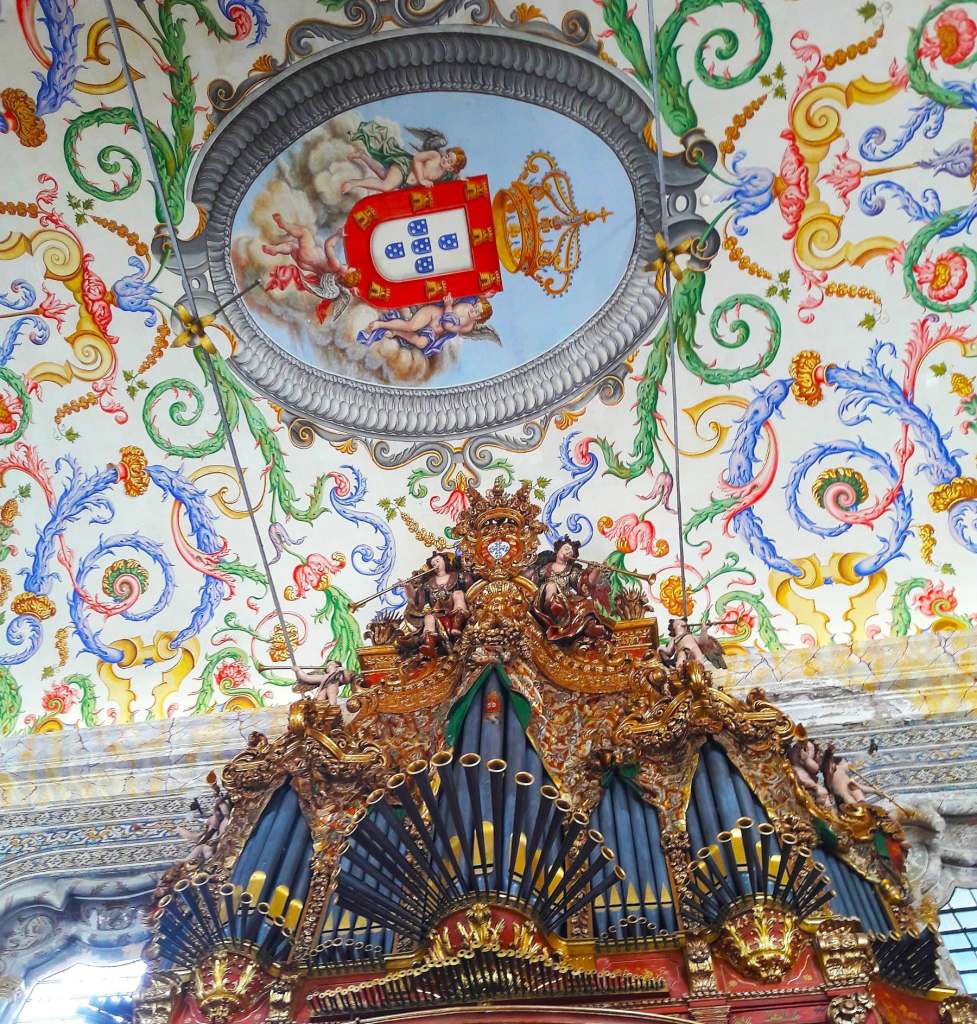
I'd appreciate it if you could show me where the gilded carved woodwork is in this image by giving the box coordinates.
[451,480,547,581]
[813,918,877,986]
[426,903,551,966]
[827,992,876,1024]
[716,902,802,983]
[613,683,796,759]
[265,972,299,1024]
[131,972,182,1024]
[684,934,719,997]
[191,951,265,1024]
[941,996,977,1024]
[313,900,667,1012]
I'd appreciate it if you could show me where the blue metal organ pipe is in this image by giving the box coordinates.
[813,846,889,932]
[231,782,289,892]
[593,778,676,936]
[689,740,889,933]
[451,670,549,897]
[690,754,723,856]
[204,669,893,966]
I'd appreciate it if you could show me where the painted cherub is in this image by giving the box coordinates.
[357,293,499,358]
[262,213,360,321]
[341,122,467,195]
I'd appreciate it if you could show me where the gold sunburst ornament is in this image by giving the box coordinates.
[192,952,263,1023]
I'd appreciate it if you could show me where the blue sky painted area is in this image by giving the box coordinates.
[235,91,637,389]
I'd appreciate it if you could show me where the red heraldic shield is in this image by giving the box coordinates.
[343,175,503,309]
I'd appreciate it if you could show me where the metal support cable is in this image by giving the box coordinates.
[105,0,299,671]
[646,0,691,616]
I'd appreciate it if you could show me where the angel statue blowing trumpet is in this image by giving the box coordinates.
[530,535,614,645]
[661,617,727,673]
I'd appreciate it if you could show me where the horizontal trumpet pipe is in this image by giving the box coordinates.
[580,559,657,583]
[461,753,489,890]
[433,750,473,883]
[557,846,617,916]
[411,759,466,887]
[349,567,435,612]
[529,796,572,896]
[535,814,589,920]
[517,785,559,902]
[508,770,533,886]
[488,758,508,891]
[389,772,459,898]
[547,828,602,909]
[355,814,440,907]
[547,859,623,931]
[255,663,347,673]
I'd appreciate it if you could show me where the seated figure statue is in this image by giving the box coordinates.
[399,550,471,659]
[530,536,613,645]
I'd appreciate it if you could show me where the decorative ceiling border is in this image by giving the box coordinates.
[205,0,605,121]
[179,27,716,448]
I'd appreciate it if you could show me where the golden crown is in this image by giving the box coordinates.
[493,151,611,298]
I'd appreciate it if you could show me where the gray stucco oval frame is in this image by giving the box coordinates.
[189,27,677,439]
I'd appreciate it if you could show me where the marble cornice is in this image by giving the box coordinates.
[721,631,977,724]
[0,705,288,809]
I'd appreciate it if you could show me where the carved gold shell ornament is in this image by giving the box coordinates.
[192,951,266,1023]
[717,900,801,983]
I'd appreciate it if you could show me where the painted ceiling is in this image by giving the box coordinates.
[0,0,975,731]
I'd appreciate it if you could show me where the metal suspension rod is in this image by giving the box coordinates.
[646,0,691,615]
[105,0,298,671]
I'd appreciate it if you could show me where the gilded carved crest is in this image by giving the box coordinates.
[451,479,546,581]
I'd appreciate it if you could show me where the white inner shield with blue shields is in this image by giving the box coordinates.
[371,209,474,282]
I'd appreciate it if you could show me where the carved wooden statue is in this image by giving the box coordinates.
[530,536,612,644]
[292,660,358,705]
[661,617,727,673]
[180,776,233,866]
[788,738,834,812]
[822,745,867,807]
[400,550,470,658]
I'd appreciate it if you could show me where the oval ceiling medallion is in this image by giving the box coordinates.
[185,28,714,440]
